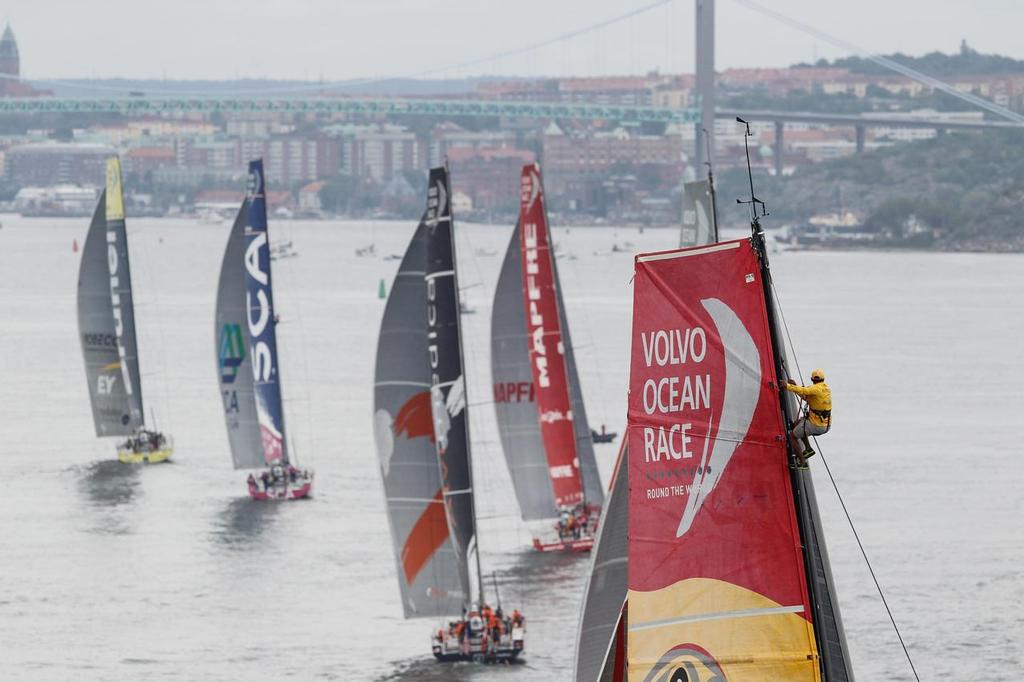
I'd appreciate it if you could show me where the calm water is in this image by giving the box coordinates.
[0,215,1021,680]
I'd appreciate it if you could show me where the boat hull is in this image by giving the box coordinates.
[532,536,594,552]
[432,627,525,663]
[247,473,314,501]
[117,447,173,464]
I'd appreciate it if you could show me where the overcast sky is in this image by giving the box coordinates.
[7,0,1024,84]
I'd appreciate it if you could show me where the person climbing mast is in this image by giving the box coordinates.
[785,368,832,469]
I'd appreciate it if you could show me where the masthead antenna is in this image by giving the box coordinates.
[702,127,720,242]
[735,116,768,235]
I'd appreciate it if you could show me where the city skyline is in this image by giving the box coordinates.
[2,0,1023,84]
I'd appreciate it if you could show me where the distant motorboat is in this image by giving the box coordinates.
[355,243,376,257]
[269,240,298,261]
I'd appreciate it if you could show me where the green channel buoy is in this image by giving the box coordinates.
[378,278,387,299]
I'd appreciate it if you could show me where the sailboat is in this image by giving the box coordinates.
[575,157,723,681]
[490,162,605,553]
[215,159,313,500]
[619,210,853,675]
[679,177,717,247]
[77,157,172,464]
[374,165,525,662]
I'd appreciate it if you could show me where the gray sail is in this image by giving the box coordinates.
[374,219,465,619]
[215,204,265,470]
[77,189,143,436]
[552,244,604,508]
[491,222,557,521]
[491,223,604,519]
[680,178,715,248]
[574,441,628,682]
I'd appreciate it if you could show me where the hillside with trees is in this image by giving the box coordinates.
[714,129,1024,251]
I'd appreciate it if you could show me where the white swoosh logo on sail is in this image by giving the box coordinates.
[676,297,761,538]
[527,170,540,209]
[436,178,447,219]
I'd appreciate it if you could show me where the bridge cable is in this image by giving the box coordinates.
[732,0,1024,124]
[770,279,922,682]
[14,0,679,98]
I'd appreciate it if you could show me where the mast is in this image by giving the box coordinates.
[704,128,720,242]
[739,117,855,681]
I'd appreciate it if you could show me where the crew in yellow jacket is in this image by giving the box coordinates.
[784,368,831,468]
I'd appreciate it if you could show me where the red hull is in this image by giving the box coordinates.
[247,476,314,501]
[533,536,594,553]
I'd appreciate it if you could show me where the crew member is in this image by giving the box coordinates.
[785,368,832,468]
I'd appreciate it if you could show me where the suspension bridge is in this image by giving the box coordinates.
[0,0,1019,176]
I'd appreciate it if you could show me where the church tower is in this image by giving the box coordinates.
[0,25,20,79]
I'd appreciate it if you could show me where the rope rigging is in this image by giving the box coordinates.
[770,279,922,682]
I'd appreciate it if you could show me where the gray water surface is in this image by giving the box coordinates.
[0,217,1021,680]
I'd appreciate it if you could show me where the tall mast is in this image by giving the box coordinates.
[737,117,854,681]
[703,128,720,243]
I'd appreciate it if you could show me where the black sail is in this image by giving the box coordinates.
[425,166,477,603]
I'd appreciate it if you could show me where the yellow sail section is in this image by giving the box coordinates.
[105,156,125,221]
[627,578,820,681]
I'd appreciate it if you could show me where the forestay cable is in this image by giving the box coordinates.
[771,279,922,682]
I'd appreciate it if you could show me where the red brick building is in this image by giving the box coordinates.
[447,147,535,212]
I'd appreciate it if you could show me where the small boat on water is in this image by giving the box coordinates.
[214,159,313,500]
[490,163,604,553]
[77,157,172,464]
[269,239,298,260]
[590,427,617,444]
[374,166,525,662]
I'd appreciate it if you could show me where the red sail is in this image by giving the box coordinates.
[626,239,819,680]
[518,164,583,509]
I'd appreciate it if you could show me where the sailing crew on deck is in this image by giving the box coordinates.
[785,368,832,468]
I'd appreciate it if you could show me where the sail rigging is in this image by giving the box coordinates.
[77,158,145,436]
[625,236,853,679]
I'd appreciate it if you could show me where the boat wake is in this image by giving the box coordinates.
[73,460,141,509]
[378,655,524,681]
[212,496,280,548]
